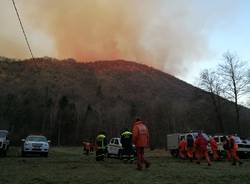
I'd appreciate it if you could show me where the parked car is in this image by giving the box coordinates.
[21,135,50,157]
[107,137,136,159]
[244,138,250,144]
[107,137,123,159]
[234,136,250,158]
[0,130,10,156]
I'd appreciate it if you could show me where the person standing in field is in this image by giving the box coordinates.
[186,134,194,162]
[195,132,211,166]
[120,128,134,162]
[95,131,108,161]
[132,118,151,170]
[229,135,243,166]
[178,137,187,159]
[210,136,219,161]
[222,136,231,161]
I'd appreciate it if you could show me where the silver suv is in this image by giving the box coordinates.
[0,130,10,157]
[21,135,50,157]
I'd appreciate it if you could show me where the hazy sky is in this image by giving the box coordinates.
[0,0,249,86]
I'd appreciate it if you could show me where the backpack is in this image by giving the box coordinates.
[186,134,194,148]
[223,140,229,150]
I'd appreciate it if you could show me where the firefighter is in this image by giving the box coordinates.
[120,128,134,162]
[222,136,231,161]
[132,118,150,170]
[95,131,107,161]
[229,135,243,166]
[195,132,211,166]
[186,134,194,162]
[210,136,219,161]
[178,137,187,159]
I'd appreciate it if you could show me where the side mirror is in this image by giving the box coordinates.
[21,139,25,142]
[48,140,51,143]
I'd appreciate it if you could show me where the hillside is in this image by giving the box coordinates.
[0,57,250,147]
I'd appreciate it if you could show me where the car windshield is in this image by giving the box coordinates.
[0,132,7,138]
[27,136,47,142]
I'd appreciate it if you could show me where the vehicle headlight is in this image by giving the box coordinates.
[43,143,49,147]
[24,142,31,147]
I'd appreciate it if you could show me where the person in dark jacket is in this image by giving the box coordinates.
[95,131,107,161]
[222,136,231,161]
[186,134,194,162]
[120,128,134,162]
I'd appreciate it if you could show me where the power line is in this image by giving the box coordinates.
[11,0,34,59]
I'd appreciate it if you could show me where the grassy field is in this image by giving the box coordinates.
[0,147,249,184]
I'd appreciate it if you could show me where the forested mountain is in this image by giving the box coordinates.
[0,57,250,147]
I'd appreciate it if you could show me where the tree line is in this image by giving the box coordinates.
[0,57,250,147]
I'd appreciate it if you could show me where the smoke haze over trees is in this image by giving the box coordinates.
[0,0,240,76]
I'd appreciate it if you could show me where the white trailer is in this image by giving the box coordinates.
[166,133,180,157]
[166,131,210,157]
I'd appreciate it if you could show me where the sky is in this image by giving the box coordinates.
[187,1,250,84]
[0,1,249,94]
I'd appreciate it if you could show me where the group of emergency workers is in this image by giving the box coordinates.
[178,133,243,166]
[94,118,151,170]
[85,121,243,170]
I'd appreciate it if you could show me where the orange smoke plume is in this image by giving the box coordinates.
[1,0,236,74]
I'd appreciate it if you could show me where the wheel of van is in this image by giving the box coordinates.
[170,150,178,158]
[107,153,111,158]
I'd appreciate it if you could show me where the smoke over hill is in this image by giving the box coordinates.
[1,0,237,75]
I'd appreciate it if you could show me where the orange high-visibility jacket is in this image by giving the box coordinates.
[132,121,149,147]
[179,140,187,151]
[210,138,218,151]
[229,136,238,150]
[195,134,208,151]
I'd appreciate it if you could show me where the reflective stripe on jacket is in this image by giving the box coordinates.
[96,134,106,149]
[210,138,218,151]
[121,131,132,138]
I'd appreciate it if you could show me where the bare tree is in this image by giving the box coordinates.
[199,69,224,132]
[218,52,250,132]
